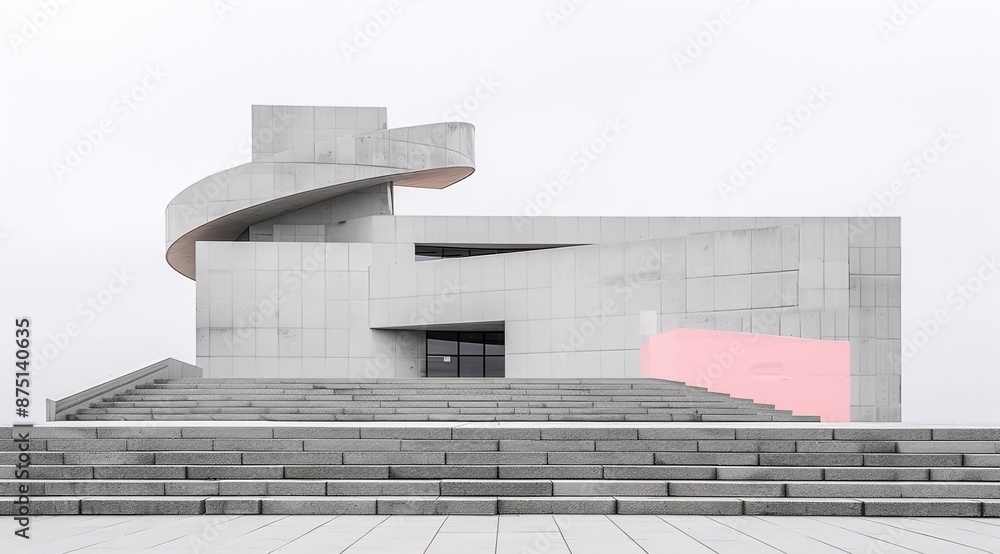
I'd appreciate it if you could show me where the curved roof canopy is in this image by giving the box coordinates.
[165,107,475,279]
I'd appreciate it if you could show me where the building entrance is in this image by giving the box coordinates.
[426,331,504,378]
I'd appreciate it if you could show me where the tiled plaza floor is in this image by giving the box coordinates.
[2,514,999,553]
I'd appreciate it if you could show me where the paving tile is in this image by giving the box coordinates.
[822,515,988,552]
[438,514,499,533]
[425,532,498,553]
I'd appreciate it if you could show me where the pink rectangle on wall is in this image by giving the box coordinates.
[640,329,850,422]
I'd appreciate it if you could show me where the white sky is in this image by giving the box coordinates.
[1,0,998,424]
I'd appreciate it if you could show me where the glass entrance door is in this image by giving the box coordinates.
[426,331,504,377]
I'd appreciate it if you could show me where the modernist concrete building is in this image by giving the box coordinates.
[166,106,902,421]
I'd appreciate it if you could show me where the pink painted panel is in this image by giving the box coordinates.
[640,329,850,422]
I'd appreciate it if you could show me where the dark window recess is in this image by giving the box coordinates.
[415,245,565,261]
[426,331,504,378]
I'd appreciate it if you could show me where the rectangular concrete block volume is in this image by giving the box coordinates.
[164,117,904,424]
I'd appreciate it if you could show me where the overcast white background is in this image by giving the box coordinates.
[1,0,997,425]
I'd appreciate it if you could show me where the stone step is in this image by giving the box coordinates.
[2,495,997,516]
[6,427,994,440]
[139,386,702,391]
[103,395,758,404]
[19,446,987,462]
[66,414,819,422]
[7,464,1000,482]
[7,433,999,454]
[16,449,989,467]
[150,378,695,385]
[95,403,777,413]
[6,419,1000,516]
[5,478,1000,498]
[132,386,712,393]
[88,399,772,407]
[59,377,815,422]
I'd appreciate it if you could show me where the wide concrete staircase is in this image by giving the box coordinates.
[63,378,821,422]
[5,379,997,516]
[3,424,1000,516]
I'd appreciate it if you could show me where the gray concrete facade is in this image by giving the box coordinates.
[168,106,902,421]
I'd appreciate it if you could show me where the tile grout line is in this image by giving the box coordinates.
[266,514,340,553]
[604,513,652,553]
[707,514,790,554]
[847,517,994,554]
[656,515,724,554]
[803,516,925,553]
[863,516,1000,550]
[751,515,852,554]
[334,514,390,553]
[420,512,450,554]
